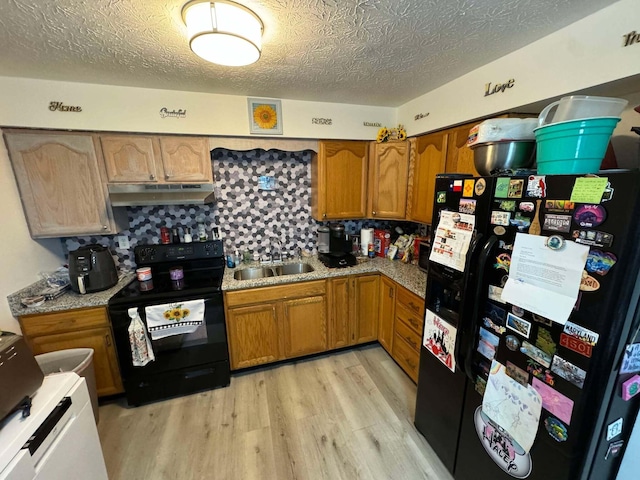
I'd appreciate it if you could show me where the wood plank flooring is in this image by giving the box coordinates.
[98,344,453,480]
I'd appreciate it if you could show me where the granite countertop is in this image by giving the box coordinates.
[7,256,426,318]
[7,273,135,317]
[222,255,427,299]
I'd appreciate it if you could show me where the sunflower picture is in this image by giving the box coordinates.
[248,98,283,135]
[162,304,191,322]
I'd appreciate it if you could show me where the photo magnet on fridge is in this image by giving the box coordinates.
[506,313,532,338]
[531,377,574,425]
[620,344,640,374]
[551,355,586,389]
[527,175,546,198]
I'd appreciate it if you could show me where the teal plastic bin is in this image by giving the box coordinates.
[534,117,620,174]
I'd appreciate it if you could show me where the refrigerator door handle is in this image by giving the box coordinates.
[463,234,498,382]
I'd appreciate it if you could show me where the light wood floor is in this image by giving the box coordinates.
[98,344,453,480]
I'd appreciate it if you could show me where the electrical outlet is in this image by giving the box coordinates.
[117,235,130,249]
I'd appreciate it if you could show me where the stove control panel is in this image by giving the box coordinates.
[134,240,223,264]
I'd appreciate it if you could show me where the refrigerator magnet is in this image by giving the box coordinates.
[463,179,475,197]
[606,418,623,441]
[527,361,555,386]
[507,313,532,338]
[491,210,511,226]
[497,200,516,211]
[531,377,575,425]
[573,204,607,228]
[459,198,476,214]
[544,416,568,442]
[519,201,535,212]
[545,235,565,251]
[551,355,586,389]
[535,328,557,357]
[521,341,552,367]
[527,175,546,198]
[620,344,640,374]
[604,440,624,460]
[621,375,640,400]
[493,226,506,236]
[585,250,617,276]
[436,191,447,203]
[494,253,511,272]
[543,214,572,233]
[494,177,510,198]
[474,178,486,196]
[508,179,524,198]
[579,272,600,292]
[506,335,521,351]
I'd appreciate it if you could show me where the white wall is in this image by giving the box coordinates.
[397,0,640,137]
[0,77,396,140]
[0,130,64,333]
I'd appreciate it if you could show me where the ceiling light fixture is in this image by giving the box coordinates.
[182,0,263,67]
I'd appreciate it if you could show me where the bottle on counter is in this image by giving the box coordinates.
[197,222,208,241]
[160,227,171,245]
[172,227,181,244]
[184,227,193,243]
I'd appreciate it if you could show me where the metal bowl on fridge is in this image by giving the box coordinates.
[471,140,536,176]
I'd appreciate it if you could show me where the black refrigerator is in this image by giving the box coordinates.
[414,171,640,480]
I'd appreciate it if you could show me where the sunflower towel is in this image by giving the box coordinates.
[145,299,205,340]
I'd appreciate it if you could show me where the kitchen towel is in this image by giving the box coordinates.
[145,299,205,340]
[482,360,542,454]
[128,308,155,367]
[360,228,374,256]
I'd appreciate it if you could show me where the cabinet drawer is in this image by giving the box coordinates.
[395,318,421,352]
[395,303,424,336]
[20,307,109,337]
[225,280,326,307]
[392,334,420,383]
[396,286,424,317]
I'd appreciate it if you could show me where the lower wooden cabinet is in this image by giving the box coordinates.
[224,280,328,370]
[390,284,426,383]
[328,274,379,349]
[19,307,124,397]
[378,276,396,354]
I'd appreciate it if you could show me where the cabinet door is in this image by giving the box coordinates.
[281,295,327,359]
[29,327,124,397]
[100,135,159,183]
[368,141,410,219]
[158,137,212,183]
[378,276,396,354]
[328,277,351,349]
[312,141,368,220]
[407,132,448,224]
[352,275,379,344]
[445,123,479,176]
[226,303,280,370]
[4,132,115,237]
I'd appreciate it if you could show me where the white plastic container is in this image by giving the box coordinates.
[467,118,537,147]
[538,95,628,127]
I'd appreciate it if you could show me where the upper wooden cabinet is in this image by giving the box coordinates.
[4,130,125,238]
[100,135,212,184]
[311,140,369,220]
[444,123,479,177]
[406,132,448,224]
[368,141,410,220]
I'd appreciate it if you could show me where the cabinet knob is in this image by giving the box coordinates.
[105,334,112,347]
[103,225,108,230]
[372,211,376,216]
[165,174,171,180]
[389,287,394,298]
[323,213,327,218]
[149,174,155,180]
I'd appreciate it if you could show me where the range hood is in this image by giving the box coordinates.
[108,184,215,207]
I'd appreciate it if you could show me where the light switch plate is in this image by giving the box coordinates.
[117,235,130,249]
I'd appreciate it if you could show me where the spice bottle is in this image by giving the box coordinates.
[184,227,193,243]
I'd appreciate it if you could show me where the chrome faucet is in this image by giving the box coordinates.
[271,238,283,264]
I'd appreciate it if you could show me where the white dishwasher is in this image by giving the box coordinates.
[0,372,108,480]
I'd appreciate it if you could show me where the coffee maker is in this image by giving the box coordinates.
[319,223,357,268]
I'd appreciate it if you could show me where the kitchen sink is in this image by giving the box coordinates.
[233,263,315,280]
[274,263,315,276]
[233,267,275,280]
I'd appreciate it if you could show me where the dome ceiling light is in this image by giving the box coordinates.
[182,0,263,67]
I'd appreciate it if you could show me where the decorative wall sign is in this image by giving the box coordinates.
[48,101,82,112]
[484,78,515,97]
[248,98,283,135]
[623,30,640,47]
[311,117,332,125]
[414,112,430,121]
[363,121,382,127]
[159,108,186,119]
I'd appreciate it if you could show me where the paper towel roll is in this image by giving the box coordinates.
[361,228,374,255]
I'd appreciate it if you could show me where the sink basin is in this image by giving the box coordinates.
[233,267,275,280]
[274,263,315,276]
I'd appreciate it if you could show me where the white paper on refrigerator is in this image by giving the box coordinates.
[423,309,457,372]
[429,211,475,272]
[501,233,589,325]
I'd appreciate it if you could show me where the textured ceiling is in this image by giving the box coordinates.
[0,0,617,107]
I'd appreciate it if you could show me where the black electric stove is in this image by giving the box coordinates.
[107,240,230,406]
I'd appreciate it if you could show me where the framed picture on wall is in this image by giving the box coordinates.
[248,98,283,135]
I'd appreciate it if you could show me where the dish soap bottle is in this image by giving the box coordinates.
[183,227,193,243]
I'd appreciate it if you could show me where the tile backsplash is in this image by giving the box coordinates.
[63,148,404,270]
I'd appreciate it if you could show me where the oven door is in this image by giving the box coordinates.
[108,292,229,404]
